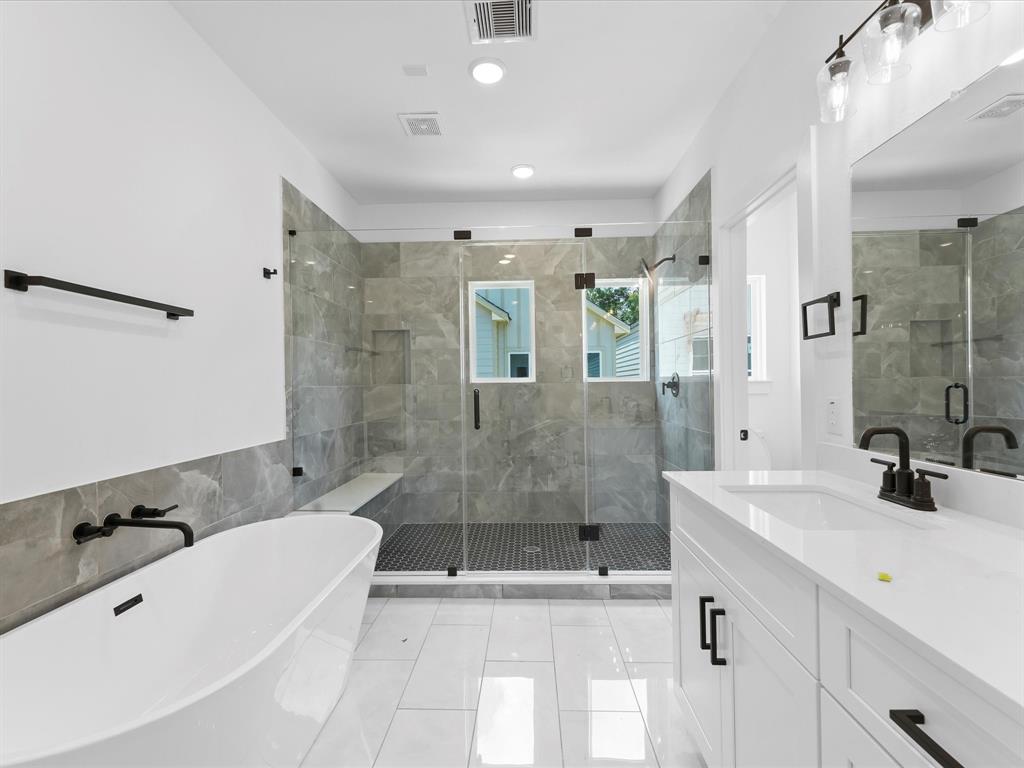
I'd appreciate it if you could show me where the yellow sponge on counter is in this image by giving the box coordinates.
[877,572,893,582]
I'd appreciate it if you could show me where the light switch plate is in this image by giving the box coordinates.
[826,398,842,436]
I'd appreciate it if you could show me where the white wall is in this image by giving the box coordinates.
[746,183,801,469]
[651,0,1024,475]
[0,1,359,503]
[355,198,658,242]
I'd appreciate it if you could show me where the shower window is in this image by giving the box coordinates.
[469,280,536,383]
[657,279,711,378]
[584,278,649,381]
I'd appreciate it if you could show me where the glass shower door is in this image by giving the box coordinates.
[461,242,590,571]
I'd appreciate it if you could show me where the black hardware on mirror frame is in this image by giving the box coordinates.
[263,268,278,279]
[801,292,841,340]
[852,294,868,336]
[698,596,714,650]
[573,272,596,290]
[574,227,593,238]
[708,607,727,665]
[661,372,680,397]
[453,229,472,241]
[4,270,194,320]
[473,389,481,430]
[944,382,969,425]
[889,710,964,768]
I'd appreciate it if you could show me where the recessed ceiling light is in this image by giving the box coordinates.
[1001,47,1024,67]
[470,58,505,85]
[511,164,534,180]
[498,259,512,265]
[505,253,516,259]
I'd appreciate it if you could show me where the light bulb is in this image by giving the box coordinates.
[817,54,855,123]
[862,2,919,85]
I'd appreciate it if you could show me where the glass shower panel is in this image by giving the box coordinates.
[852,228,970,465]
[582,238,666,571]
[461,242,589,571]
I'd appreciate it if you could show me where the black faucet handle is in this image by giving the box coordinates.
[916,468,949,481]
[870,458,896,469]
[131,503,179,519]
[871,457,897,493]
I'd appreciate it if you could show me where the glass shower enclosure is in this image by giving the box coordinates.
[285,224,713,574]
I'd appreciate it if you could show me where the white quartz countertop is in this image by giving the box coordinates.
[663,470,1024,717]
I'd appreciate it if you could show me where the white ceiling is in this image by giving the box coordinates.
[853,62,1024,193]
[172,0,784,204]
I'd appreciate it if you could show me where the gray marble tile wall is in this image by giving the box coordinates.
[0,180,356,633]
[969,210,1024,475]
[852,230,969,463]
[652,172,715,529]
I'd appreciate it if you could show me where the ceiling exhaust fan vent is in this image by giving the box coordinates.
[398,112,442,136]
[970,94,1024,120]
[466,0,534,43]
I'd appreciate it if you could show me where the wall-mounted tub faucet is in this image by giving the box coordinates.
[73,508,194,547]
[961,425,1019,470]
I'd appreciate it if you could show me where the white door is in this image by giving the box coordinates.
[671,533,726,768]
[719,586,819,768]
[821,691,901,768]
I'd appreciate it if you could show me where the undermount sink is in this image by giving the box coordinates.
[721,485,925,531]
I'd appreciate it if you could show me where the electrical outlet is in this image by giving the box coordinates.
[826,398,842,436]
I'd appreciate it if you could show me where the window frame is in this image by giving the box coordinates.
[746,274,768,381]
[582,277,650,383]
[468,279,537,384]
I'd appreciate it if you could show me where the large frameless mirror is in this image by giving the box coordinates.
[850,61,1024,479]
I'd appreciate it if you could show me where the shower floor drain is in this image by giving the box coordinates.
[523,546,541,554]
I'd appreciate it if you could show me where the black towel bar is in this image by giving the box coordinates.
[4,270,194,319]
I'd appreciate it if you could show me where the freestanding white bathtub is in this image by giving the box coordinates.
[0,514,381,767]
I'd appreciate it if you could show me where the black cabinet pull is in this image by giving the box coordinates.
[944,382,969,425]
[889,710,964,768]
[473,389,480,430]
[709,608,727,665]
[698,596,714,650]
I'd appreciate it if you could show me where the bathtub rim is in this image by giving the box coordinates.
[1,514,382,766]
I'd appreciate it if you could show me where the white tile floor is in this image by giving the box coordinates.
[302,597,699,768]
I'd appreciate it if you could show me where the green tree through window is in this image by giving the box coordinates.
[587,286,639,326]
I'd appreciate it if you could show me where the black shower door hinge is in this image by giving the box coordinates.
[578,524,601,542]
[574,273,596,290]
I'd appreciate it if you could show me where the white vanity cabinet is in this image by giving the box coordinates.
[668,476,1024,768]
[671,530,818,768]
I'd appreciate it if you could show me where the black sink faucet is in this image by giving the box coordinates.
[961,425,1019,470]
[859,427,947,511]
[73,507,194,547]
[859,427,914,495]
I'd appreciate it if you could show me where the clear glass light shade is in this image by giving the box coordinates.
[817,55,856,123]
[861,2,921,84]
[930,1,990,31]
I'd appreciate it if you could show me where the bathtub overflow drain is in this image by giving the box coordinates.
[523,546,541,554]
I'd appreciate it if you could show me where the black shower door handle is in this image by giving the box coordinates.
[944,383,969,425]
[473,389,480,430]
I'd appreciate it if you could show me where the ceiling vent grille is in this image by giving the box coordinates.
[970,94,1024,120]
[398,112,442,136]
[466,0,534,43]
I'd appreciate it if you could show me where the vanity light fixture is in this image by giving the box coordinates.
[470,58,505,85]
[511,164,534,179]
[862,1,921,84]
[817,36,856,123]
[931,0,989,31]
